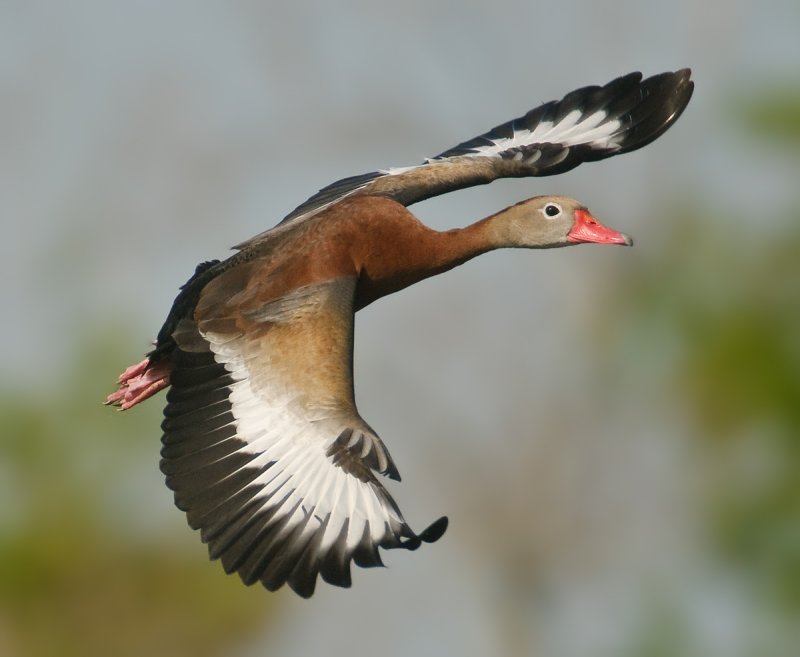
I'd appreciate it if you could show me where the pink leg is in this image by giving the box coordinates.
[105,357,172,410]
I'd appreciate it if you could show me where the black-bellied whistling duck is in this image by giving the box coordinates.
[107,70,693,597]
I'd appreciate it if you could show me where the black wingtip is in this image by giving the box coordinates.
[419,516,448,543]
[397,515,449,551]
[617,67,695,154]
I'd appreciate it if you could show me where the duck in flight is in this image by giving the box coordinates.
[107,70,694,597]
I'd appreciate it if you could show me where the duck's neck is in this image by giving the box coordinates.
[353,211,501,310]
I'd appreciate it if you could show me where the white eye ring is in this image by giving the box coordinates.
[543,202,562,219]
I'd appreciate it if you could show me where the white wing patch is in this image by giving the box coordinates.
[426,108,622,162]
[207,328,406,553]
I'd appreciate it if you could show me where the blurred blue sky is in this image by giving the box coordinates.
[2,2,799,656]
[2,0,798,388]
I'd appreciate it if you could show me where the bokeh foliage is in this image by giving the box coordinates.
[0,334,278,657]
[614,86,800,628]
[624,204,800,605]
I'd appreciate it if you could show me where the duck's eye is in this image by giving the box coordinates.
[544,203,562,218]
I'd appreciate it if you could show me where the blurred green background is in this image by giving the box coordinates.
[1,2,798,656]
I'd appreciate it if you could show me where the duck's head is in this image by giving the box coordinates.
[491,195,633,249]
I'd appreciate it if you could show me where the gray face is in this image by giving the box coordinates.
[493,195,631,249]
[532,198,580,247]
[495,195,584,249]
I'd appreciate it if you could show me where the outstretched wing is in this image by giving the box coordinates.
[160,273,446,598]
[427,69,692,166]
[237,69,692,249]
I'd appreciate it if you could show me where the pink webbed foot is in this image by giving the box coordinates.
[105,357,172,410]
